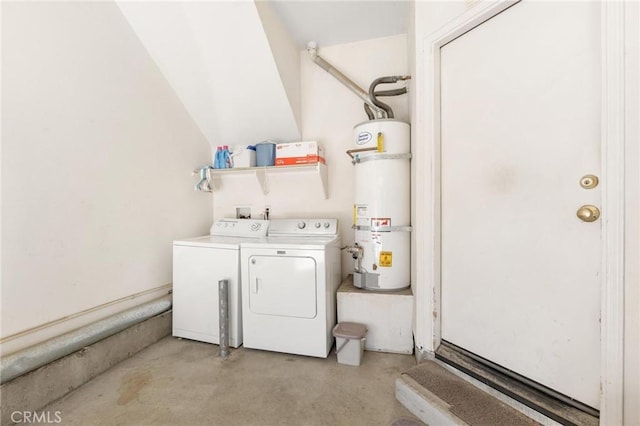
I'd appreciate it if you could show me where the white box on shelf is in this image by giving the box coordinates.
[275,141,325,166]
[232,146,256,168]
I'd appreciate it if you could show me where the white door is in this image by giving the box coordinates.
[248,255,317,318]
[440,1,601,410]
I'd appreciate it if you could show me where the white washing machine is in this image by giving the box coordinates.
[172,219,268,347]
[240,219,341,358]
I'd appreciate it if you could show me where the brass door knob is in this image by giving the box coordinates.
[577,205,600,222]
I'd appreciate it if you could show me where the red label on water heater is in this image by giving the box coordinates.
[371,218,391,228]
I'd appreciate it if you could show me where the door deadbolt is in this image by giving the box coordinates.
[580,175,599,189]
[577,205,600,222]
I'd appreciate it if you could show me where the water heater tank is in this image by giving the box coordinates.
[352,119,411,291]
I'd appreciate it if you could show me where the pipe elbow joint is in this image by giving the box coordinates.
[306,41,318,58]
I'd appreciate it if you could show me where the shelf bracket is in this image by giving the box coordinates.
[255,168,270,194]
[318,163,328,199]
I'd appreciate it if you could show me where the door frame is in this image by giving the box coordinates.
[413,1,627,423]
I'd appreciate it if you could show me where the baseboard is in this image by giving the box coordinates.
[0,311,171,425]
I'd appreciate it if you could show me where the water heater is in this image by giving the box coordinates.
[306,42,411,291]
[350,119,411,291]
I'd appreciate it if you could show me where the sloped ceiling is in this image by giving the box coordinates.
[117,1,301,148]
[117,1,409,149]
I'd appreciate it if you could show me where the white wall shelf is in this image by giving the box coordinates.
[209,163,328,199]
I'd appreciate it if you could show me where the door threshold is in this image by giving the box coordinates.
[435,341,599,426]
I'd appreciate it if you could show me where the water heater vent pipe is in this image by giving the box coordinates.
[307,41,386,119]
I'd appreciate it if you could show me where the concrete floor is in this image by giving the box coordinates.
[43,336,423,425]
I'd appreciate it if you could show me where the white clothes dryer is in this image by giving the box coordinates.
[240,219,341,358]
[172,219,268,347]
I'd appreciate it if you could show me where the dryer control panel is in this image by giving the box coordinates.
[268,219,338,236]
[210,219,269,238]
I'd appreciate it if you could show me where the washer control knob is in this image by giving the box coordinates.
[297,221,306,229]
[324,222,330,228]
[315,222,321,228]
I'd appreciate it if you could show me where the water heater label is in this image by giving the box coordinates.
[379,251,393,267]
[356,132,372,145]
[371,218,391,228]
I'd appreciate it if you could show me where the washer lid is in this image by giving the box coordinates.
[173,235,267,249]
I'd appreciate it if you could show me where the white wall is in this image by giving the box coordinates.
[1,2,212,354]
[624,1,640,422]
[212,34,409,277]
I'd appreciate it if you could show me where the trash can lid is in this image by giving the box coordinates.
[333,322,367,339]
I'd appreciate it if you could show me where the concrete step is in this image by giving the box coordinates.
[396,360,546,426]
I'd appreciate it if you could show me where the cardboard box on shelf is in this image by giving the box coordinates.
[275,141,325,166]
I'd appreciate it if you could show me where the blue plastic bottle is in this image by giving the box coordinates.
[214,146,222,169]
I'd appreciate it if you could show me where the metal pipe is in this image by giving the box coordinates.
[374,87,408,97]
[347,244,364,273]
[218,280,229,358]
[0,295,172,384]
[307,41,386,119]
[369,76,411,119]
[363,88,407,120]
[363,103,375,120]
[346,147,378,160]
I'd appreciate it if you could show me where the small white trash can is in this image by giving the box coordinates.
[333,322,367,366]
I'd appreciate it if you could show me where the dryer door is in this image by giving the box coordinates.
[248,255,317,318]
